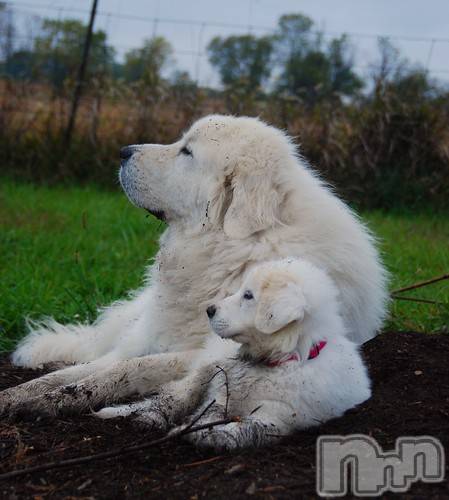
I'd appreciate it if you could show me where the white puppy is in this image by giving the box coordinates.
[96,259,371,451]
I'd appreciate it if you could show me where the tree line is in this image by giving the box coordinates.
[1,3,448,209]
[0,4,441,105]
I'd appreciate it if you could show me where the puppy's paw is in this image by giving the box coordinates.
[185,422,241,451]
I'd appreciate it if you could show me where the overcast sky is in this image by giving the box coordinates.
[10,0,449,86]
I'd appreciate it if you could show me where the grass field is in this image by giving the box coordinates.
[1,181,448,352]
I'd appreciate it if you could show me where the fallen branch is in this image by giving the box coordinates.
[0,416,235,482]
[183,456,223,468]
[391,274,449,295]
[181,398,217,433]
[214,365,230,419]
[391,295,446,306]
[203,366,231,419]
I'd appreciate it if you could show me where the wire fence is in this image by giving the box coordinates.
[1,1,449,211]
[2,0,449,87]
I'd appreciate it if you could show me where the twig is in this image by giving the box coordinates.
[249,405,263,416]
[391,274,449,295]
[181,398,217,433]
[0,417,235,482]
[202,366,230,419]
[214,365,230,419]
[391,295,446,306]
[183,456,224,468]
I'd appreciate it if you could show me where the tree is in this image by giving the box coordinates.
[279,49,330,102]
[274,14,362,104]
[369,39,438,101]
[3,49,35,79]
[391,70,436,100]
[207,34,273,94]
[32,18,115,87]
[274,13,317,61]
[370,37,406,91]
[327,35,363,98]
[371,37,406,86]
[122,37,172,86]
[0,2,15,62]
[170,70,197,95]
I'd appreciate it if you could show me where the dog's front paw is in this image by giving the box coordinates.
[0,393,53,420]
[4,383,95,419]
[0,389,50,420]
[0,383,41,417]
[0,389,18,418]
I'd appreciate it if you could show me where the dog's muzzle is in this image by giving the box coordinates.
[119,146,167,222]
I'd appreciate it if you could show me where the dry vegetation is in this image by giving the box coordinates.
[1,77,449,209]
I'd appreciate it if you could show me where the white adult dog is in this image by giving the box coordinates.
[1,115,386,417]
[95,258,371,451]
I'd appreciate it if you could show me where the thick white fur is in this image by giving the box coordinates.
[12,115,387,372]
[96,259,371,451]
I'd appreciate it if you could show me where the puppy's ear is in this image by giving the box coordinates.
[255,282,307,334]
[223,158,281,239]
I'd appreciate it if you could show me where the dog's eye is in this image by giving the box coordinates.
[243,290,254,300]
[180,146,192,157]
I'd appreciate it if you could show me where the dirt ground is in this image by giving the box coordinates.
[1,331,448,499]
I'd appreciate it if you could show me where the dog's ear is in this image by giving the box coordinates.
[223,158,281,239]
[255,282,307,334]
[206,179,230,230]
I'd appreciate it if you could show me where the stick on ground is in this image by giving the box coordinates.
[391,295,446,306]
[391,273,449,295]
[0,416,235,482]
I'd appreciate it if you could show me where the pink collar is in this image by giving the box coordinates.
[264,341,327,367]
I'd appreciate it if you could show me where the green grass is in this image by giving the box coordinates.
[1,181,448,352]
[364,211,449,333]
[0,181,165,352]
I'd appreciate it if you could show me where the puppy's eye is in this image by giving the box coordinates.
[243,290,254,300]
[180,146,192,156]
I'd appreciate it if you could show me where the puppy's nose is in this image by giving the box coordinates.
[120,146,135,161]
[206,305,216,319]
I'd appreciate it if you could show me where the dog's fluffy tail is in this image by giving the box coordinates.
[12,318,107,368]
[12,289,151,368]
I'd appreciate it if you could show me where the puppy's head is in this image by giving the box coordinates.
[207,259,340,360]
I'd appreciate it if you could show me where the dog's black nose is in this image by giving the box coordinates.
[206,305,216,319]
[120,146,135,161]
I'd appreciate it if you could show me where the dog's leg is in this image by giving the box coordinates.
[95,365,214,432]
[0,354,116,417]
[2,351,198,418]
